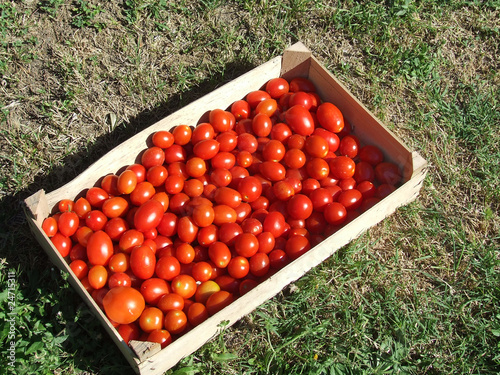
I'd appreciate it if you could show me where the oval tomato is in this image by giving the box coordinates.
[87,230,113,266]
[285,105,315,136]
[134,199,164,232]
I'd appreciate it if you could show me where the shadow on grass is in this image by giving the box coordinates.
[0,58,257,374]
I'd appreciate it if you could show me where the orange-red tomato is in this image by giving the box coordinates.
[170,274,197,299]
[102,286,145,325]
[87,230,113,266]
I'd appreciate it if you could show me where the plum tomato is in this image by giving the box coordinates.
[285,105,315,136]
[265,77,290,99]
[316,102,344,133]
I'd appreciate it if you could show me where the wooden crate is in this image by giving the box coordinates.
[24,42,427,374]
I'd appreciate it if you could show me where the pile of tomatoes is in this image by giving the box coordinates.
[42,76,402,349]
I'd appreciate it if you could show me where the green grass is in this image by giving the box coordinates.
[0,0,499,374]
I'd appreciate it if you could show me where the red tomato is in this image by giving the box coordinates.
[209,109,233,132]
[234,232,259,257]
[139,307,164,333]
[87,230,113,266]
[323,202,347,226]
[141,146,165,169]
[172,124,192,146]
[152,130,174,149]
[246,90,271,108]
[329,156,356,180]
[177,216,199,243]
[255,99,278,118]
[359,144,384,166]
[42,217,58,237]
[155,256,181,281]
[287,194,313,220]
[231,100,251,121]
[227,256,250,279]
[213,205,237,226]
[102,197,129,219]
[285,105,315,136]
[208,241,232,268]
[88,265,108,290]
[86,187,109,209]
[117,169,138,195]
[249,252,270,277]
[157,293,184,312]
[262,211,286,238]
[164,144,187,164]
[69,259,89,280]
[237,176,263,202]
[170,274,197,299]
[206,290,234,316]
[147,329,172,349]
[214,187,242,208]
[269,249,289,269]
[58,199,74,213]
[73,197,91,219]
[257,232,275,254]
[313,128,340,153]
[285,235,311,260]
[305,134,329,158]
[266,77,290,98]
[118,323,141,345]
[271,122,292,143]
[316,102,344,133]
[102,286,145,325]
[140,278,170,305]
[339,135,359,159]
[289,77,316,93]
[58,211,79,237]
[176,243,195,264]
[133,199,164,232]
[164,309,188,335]
[188,302,209,326]
[130,245,156,280]
[216,131,238,152]
[108,272,131,288]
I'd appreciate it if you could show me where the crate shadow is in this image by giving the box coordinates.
[0,58,257,374]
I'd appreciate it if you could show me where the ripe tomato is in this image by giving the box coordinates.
[170,274,197,299]
[140,278,170,305]
[176,243,195,264]
[214,187,242,208]
[323,202,347,226]
[188,302,209,326]
[87,230,113,266]
[155,255,181,281]
[206,290,234,316]
[157,293,184,312]
[147,329,172,349]
[58,199,74,212]
[237,176,263,202]
[146,165,168,187]
[75,226,93,247]
[285,235,311,260]
[164,309,188,335]
[69,259,89,280]
[73,197,91,219]
[338,189,363,211]
[88,265,108,290]
[339,135,359,159]
[209,109,233,132]
[130,245,156,280]
[117,169,138,195]
[213,205,237,226]
[252,113,273,137]
[231,100,251,121]
[227,256,250,279]
[177,216,199,243]
[42,216,58,237]
[141,146,165,169]
[139,307,164,333]
[359,144,384,166]
[246,90,271,108]
[287,194,313,220]
[86,187,109,209]
[285,105,315,136]
[262,211,286,238]
[118,323,140,345]
[329,156,356,180]
[172,124,192,146]
[208,241,231,268]
[191,261,213,282]
[134,199,164,232]
[58,211,79,237]
[102,286,145,325]
[249,253,270,277]
[108,272,131,288]
[102,197,129,219]
[152,130,174,149]
[266,77,289,98]
[316,102,344,133]
[259,161,286,182]
[289,77,316,93]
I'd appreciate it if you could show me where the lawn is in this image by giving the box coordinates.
[0,0,499,374]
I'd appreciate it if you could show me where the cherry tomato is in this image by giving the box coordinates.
[329,156,356,180]
[266,77,289,99]
[134,199,164,232]
[69,259,89,280]
[86,187,109,209]
[206,290,234,316]
[157,293,184,312]
[141,146,165,169]
[164,309,188,335]
[108,272,132,289]
[152,130,175,149]
[147,329,172,349]
[172,124,192,146]
[262,211,286,238]
[155,256,181,281]
[177,216,199,243]
[102,197,129,219]
[246,90,271,108]
[170,274,197,299]
[118,323,141,345]
[234,232,259,258]
[316,102,344,133]
[209,109,233,132]
[58,211,79,237]
[285,105,315,136]
[88,265,108,290]
[359,144,384,166]
[87,230,113,266]
[231,100,251,121]
[42,217,58,237]
[375,162,402,186]
[287,194,313,220]
[249,253,270,277]
[130,245,156,280]
[227,256,250,279]
[139,307,164,333]
[208,241,231,268]
[285,235,311,260]
[73,197,91,219]
[188,302,209,326]
[117,169,137,195]
[289,77,316,93]
[324,202,347,226]
[140,278,170,305]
